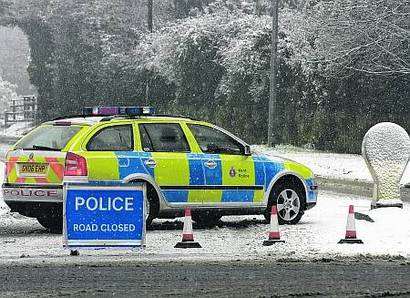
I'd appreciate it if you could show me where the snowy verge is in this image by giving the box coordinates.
[0,143,408,185]
[253,145,410,186]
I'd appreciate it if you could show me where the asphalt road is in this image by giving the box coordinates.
[0,259,409,297]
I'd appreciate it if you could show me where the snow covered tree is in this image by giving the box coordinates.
[2,0,408,152]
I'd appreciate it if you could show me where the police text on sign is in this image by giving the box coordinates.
[74,196,134,211]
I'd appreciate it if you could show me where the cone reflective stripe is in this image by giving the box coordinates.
[175,208,202,248]
[181,208,194,242]
[338,205,363,244]
[263,205,285,245]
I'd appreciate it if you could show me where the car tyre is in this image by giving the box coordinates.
[128,180,159,227]
[265,179,306,225]
[37,216,63,234]
[141,182,159,227]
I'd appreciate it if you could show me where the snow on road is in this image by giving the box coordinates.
[0,147,408,265]
[0,190,408,264]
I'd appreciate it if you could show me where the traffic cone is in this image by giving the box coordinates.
[338,205,364,244]
[175,208,202,248]
[263,205,285,246]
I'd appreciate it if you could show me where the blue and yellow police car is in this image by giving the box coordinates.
[2,106,318,232]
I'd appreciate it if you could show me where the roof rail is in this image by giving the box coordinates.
[51,114,88,121]
[151,114,195,120]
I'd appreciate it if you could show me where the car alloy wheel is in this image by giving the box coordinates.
[276,189,301,222]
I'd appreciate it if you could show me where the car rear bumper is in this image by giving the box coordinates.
[2,183,63,203]
[6,201,62,218]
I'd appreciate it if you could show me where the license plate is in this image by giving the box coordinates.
[19,163,48,175]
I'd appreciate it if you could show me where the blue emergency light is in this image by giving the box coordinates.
[82,106,155,117]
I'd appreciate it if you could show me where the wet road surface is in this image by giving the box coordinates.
[0,259,409,297]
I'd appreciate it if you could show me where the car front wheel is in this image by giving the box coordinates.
[265,180,305,225]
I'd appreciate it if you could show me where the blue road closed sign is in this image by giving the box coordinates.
[63,182,146,249]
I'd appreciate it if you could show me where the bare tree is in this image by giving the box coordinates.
[307,0,409,76]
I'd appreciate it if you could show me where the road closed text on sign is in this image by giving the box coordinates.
[64,183,146,248]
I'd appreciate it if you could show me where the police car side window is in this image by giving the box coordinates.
[139,123,190,152]
[87,125,133,151]
[188,124,242,155]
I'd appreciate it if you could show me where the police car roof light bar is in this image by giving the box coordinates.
[82,106,155,117]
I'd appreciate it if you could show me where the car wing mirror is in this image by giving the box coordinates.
[205,143,219,153]
[243,144,251,156]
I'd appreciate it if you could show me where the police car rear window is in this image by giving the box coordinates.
[87,125,134,151]
[15,125,82,151]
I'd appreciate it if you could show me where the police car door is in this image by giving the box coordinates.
[187,124,264,206]
[138,123,194,205]
[85,123,135,182]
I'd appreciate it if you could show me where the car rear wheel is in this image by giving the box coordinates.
[265,179,305,225]
[37,216,63,234]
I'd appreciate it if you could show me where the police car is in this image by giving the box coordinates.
[3,106,318,232]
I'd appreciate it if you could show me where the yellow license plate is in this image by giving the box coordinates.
[19,163,48,175]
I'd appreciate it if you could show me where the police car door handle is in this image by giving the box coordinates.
[204,160,217,169]
[144,159,157,168]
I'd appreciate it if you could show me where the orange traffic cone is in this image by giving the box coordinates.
[338,205,363,244]
[263,205,285,246]
[175,208,202,248]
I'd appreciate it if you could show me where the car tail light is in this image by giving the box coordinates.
[64,152,88,176]
[4,151,12,182]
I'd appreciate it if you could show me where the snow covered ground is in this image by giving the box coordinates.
[0,147,408,264]
[0,191,408,265]
[1,122,32,138]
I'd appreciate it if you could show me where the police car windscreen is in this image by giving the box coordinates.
[15,125,82,151]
